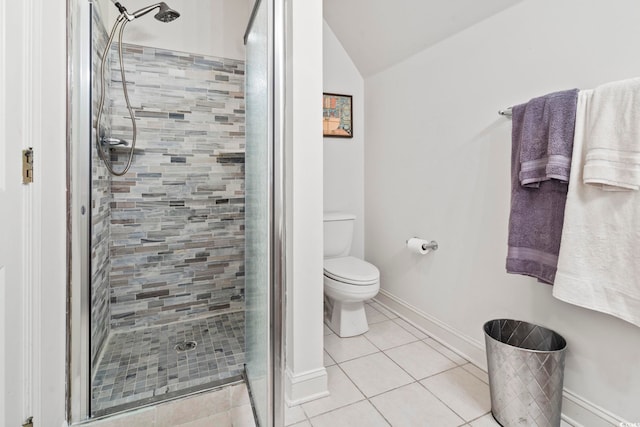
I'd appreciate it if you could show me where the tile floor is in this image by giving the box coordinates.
[86,382,256,427]
[285,301,573,427]
[92,311,245,416]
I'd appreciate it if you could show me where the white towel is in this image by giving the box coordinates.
[583,77,640,191]
[553,89,640,327]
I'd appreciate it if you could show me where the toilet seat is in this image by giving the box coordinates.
[324,256,379,285]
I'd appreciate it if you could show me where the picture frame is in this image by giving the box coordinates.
[323,93,353,138]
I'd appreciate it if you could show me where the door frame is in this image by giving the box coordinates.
[2,0,67,425]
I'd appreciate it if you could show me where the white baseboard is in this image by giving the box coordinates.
[375,290,487,368]
[562,388,630,427]
[285,366,329,406]
[374,289,627,427]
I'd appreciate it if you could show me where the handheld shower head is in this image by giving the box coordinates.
[153,3,180,22]
[98,1,181,175]
[113,2,180,23]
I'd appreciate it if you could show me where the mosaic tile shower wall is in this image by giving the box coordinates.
[91,5,112,370]
[107,44,246,330]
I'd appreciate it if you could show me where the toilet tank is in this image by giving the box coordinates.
[323,212,356,258]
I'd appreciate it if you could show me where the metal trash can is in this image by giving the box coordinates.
[484,319,567,427]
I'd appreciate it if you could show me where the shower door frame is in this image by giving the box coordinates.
[67,0,93,420]
[244,0,286,426]
[65,0,286,424]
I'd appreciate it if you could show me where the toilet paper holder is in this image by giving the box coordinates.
[406,238,439,251]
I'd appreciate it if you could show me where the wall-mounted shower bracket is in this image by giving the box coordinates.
[100,136,130,149]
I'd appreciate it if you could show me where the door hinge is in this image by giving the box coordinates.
[22,147,34,184]
[22,416,33,427]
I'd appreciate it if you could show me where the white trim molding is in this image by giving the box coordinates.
[284,367,329,406]
[0,0,5,192]
[562,388,632,427]
[375,289,629,427]
[20,0,38,423]
[0,0,7,420]
[376,289,486,367]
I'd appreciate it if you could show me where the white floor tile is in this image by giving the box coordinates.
[175,412,232,427]
[230,404,256,427]
[285,404,307,426]
[384,340,457,380]
[309,400,390,427]
[370,382,465,427]
[290,421,312,427]
[323,350,336,367]
[391,318,429,339]
[89,407,157,427]
[461,363,489,384]
[230,384,250,408]
[421,367,491,422]
[340,352,413,398]
[301,365,365,418]
[324,333,379,363]
[369,301,398,319]
[364,320,418,350]
[469,413,499,426]
[423,337,468,365]
[365,303,391,324]
[156,388,230,426]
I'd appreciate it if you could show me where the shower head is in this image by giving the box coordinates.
[113,2,180,23]
[153,3,180,22]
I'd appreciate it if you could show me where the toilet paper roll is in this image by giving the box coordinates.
[407,238,430,255]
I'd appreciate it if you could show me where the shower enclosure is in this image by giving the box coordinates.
[67,0,284,424]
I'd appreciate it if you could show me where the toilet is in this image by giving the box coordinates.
[323,212,380,337]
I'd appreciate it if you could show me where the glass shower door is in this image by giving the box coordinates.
[245,0,283,426]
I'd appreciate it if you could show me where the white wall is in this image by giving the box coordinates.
[285,0,328,404]
[105,0,250,59]
[365,0,640,423]
[322,21,365,258]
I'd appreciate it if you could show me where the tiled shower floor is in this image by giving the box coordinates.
[91,311,245,416]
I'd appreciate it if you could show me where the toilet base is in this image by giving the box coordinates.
[325,299,369,337]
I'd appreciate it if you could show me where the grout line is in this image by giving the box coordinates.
[368,398,395,427]
[416,378,474,425]
[360,320,420,352]
[390,317,426,337]
[460,362,489,385]
[466,412,496,425]
[421,337,469,365]
[299,363,367,420]
[372,298,471,364]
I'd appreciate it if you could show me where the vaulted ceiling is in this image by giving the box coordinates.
[323,0,522,77]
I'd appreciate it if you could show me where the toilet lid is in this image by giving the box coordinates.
[324,256,379,285]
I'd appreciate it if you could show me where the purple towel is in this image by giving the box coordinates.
[518,89,579,187]
[506,91,578,285]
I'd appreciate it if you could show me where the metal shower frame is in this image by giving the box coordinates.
[65,0,286,424]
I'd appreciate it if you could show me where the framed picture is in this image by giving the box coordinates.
[323,93,353,138]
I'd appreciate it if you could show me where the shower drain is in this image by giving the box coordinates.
[174,340,197,352]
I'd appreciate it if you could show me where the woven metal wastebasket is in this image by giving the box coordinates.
[484,319,567,427]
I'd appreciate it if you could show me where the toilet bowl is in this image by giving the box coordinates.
[323,212,380,337]
[324,256,380,337]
